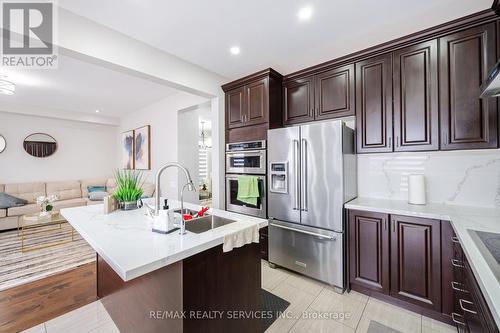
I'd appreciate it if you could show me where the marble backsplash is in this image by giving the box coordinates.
[357,149,500,208]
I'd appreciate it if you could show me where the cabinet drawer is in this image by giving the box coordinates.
[269,221,343,287]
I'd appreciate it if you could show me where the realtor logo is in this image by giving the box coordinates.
[1,1,57,68]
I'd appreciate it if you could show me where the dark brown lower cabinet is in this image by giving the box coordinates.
[390,215,441,311]
[452,238,499,333]
[348,210,389,294]
[348,209,458,325]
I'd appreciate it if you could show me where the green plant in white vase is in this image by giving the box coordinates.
[113,169,144,210]
[36,195,58,216]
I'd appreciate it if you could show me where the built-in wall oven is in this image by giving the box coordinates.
[225,174,267,218]
[225,140,267,218]
[225,140,266,174]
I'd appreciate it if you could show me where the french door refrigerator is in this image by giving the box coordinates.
[267,120,357,289]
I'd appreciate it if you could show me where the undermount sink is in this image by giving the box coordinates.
[184,215,236,234]
[174,208,208,217]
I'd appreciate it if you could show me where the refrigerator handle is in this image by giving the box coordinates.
[301,138,308,211]
[293,139,300,210]
[270,223,336,240]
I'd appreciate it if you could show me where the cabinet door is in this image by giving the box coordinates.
[356,53,393,153]
[439,23,498,150]
[283,77,315,125]
[315,64,355,120]
[390,215,441,311]
[394,40,439,151]
[226,87,245,129]
[348,210,390,294]
[245,78,269,127]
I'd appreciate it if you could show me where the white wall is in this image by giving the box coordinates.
[358,149,500,208]
[0,112,118,184]
[178,104,211,204]
[120,92,208,200]
[57,9,227,208]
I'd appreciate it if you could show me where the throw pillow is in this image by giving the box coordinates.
[0,193,28,209]
[88,186,106,194]
[89,191,108,201]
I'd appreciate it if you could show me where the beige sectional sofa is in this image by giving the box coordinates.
[0,179,154,231]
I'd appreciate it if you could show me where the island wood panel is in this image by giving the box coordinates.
[97,255,183,333]
[439,22,498,150]
[0,262,97,333]
[390,215,441,312]
[183,243,261,333]
[348,210,390,294]
[98,243,261,333]
[355,53,393,153]
[393,40,439,151]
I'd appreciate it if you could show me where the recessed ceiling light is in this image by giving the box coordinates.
[230,46,240,55]
[95,110,100,113]
[297,6,313,21]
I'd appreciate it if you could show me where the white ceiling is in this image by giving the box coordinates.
[59,0,492,79]
[0,54,178,119]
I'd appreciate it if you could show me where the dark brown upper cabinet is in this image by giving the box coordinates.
[315,64,355,120]
[223,69,283,139]
[348,210,390,294]
[393,40,439,151]
[283,64,355,126]
[283,76,315,125]
[226,86,245,129]
[356,53,393,153]
[390,215,441,312]
[245,78,269,127]
[439,23,498,150]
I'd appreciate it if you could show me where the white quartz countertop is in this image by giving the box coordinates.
[61,199,267,282]
[345,197,500,328]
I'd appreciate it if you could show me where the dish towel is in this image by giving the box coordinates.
[223,223,259,252]
[237,175,260,206]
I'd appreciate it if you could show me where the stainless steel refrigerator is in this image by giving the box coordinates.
[267,120,357,290]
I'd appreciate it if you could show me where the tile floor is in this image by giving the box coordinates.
[21,260,457,333]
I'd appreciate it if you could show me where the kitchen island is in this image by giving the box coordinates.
[61,199,268,333]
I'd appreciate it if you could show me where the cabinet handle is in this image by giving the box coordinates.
[451,236,460,244]
[392,220,395,232]
[459,299,477,314]
[384,220,387,231]
[396,136,399,147]
[443,131,448,145]
[451,281,469,293]
[388,137,392,148]
[451,259,465,268]
[451,312,466,326]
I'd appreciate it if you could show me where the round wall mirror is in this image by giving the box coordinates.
[23,133,57,158]
[0,135,5,153]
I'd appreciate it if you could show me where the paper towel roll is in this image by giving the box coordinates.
[408,174,426,205]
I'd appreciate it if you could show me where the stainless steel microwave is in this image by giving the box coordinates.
[225,140,266,175]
